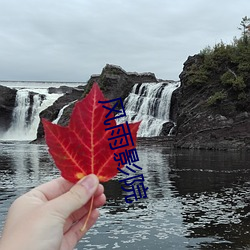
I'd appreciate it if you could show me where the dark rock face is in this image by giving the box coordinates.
[175,55,250,150]
[48,85,85,94]
[169,87,181,122]
[87,64,158,102]
[0,85,17,132]
[60,65,157,125]
[26,92,46,125]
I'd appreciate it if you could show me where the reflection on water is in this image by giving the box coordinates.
[0,142,59,230]
[170,150,250,249]
[0,143,250,249]
[84,147,187,250]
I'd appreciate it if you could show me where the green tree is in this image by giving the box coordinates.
[238,16,250,44]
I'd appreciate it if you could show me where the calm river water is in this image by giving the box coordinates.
[0,142,250,249]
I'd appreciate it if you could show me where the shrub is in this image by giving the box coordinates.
[233,76,246,91]
[186,64,209,86]
[207,91,228,106]
[221,71,235,86]
[221,71,246,91]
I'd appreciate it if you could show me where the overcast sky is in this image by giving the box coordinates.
[0,0,249,82]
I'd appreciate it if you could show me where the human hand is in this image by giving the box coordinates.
[0,174,106,250]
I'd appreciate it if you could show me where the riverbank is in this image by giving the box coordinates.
[32,135,250,151]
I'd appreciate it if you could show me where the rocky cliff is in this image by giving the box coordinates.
[174,53,250,151]
[87,64,157,101]
[0,85,17,133]
[36,64,158,139]
[3,54,249,151]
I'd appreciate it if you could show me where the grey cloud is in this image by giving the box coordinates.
[0,0,249,81]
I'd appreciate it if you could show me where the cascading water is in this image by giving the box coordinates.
[8,90,31,136]
[52,100,77,124]
[1,89,62,141]
[117,81,180,137]
[0,80,178,140]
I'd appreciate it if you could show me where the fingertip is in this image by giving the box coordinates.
[48,175,99,219]
[93,193,106,209]
[93,208,100,218]
[78,174,99,193]
[99,183,104,193]
[94,184,104,197]
[100,193,106,206]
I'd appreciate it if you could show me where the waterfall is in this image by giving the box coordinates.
[1,89,62,141]
[117,81,180,137]
[52,100,77,124]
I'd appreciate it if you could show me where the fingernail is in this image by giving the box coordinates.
[78,174,98,190]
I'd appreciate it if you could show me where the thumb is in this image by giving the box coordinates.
[48,174,99,219]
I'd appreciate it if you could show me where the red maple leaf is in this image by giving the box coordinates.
[42,82,140,183]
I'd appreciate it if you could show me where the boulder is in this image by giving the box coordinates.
[48,86,73,94]
[87,64,158,102]
[48,85,85,94]
[159,122,175,136]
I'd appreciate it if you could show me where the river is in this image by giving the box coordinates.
[0,142,250,249]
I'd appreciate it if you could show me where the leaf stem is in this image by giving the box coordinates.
[80,196,94,232]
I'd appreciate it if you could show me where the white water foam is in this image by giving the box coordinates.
[52,100,78,124]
